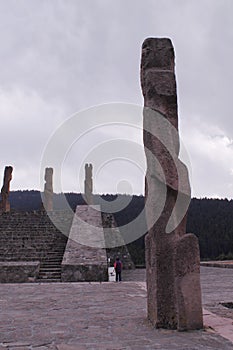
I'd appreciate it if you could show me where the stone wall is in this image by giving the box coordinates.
[0,261,40,283]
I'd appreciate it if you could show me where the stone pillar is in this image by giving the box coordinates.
[141,38,203,330]
[0,166,13,213]
[44,167,53,211]
[84,163,93,205]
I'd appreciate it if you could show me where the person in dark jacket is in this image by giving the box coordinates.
[114,257,122,282]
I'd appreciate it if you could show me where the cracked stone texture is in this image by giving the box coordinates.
[0,267,233,349]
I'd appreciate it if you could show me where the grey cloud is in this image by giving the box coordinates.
[0,0,232,197]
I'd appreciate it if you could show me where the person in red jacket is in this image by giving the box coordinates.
[114,257,122,282]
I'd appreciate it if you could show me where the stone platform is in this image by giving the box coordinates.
[0,267,233,349]
[61,205,107,282]
[201,260,233,269]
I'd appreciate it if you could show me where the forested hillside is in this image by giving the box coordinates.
[187,198,233,260]
[7,191,233,263]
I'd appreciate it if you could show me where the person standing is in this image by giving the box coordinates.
[114,257,122,282]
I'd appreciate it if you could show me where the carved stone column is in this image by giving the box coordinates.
[0,166,13,213]
[84,163,93,205]
[141,38,203,330]
[44,167,53,211]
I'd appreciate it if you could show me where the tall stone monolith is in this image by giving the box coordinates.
[0,166,13,213]
[141,38,203,330]
[44,167,53,211]
[84,163,93,205]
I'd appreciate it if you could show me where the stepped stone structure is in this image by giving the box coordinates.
[61,205,107,282]
[0,205,134,283]
[0,211,73,282]
[141,38,203,330]
[84,163,93,204]
[102,212,135,269]
[44,167,53,211]
[0,166,13,213]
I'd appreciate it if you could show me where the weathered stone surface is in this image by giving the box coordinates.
[61,205,107,282]
[0,261,40,283]
[102,212,135,269]
[43,167,53,211]
[0,165,13,213]
[84,163,93,205]
[141,38,203,330]
[0,268,232,349]
[0,210,72,282]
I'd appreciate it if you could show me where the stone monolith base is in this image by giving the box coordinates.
[146,230,203,330]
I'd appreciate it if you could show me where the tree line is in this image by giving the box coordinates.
[7,191,233,263]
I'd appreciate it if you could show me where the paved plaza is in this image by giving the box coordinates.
[0,267,233,349]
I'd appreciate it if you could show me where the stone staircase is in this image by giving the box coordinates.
[37,245,67,283]
[0,208,135,283]
[0,210,73,282]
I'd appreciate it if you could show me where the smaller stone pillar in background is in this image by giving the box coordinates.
[44,167,53,211]
[84,163,93,205]
[0,166,13,213]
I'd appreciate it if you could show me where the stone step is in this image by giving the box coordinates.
[43,257,64,260]
[38,273,61,278]
[39,260,62,267]
[43,255,64,258]
[40,267,61,274]
[0,210,69,280]
[39,266,61,271]
[46,249,65,253]
[42,254,64,262]
[42,256,63,259]
[46,252,64,255]
[36,279,61,283]
[42,257,63,261]
[0,256,63,261]
[39,270,61,275]
[43,256,64,259]
[37,274,61,280]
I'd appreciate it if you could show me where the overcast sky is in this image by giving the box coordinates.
[0,0,232,199]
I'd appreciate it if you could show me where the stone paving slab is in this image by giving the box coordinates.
[0,268,233,349]
[203,309,233,343]
[200,266,233,320]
